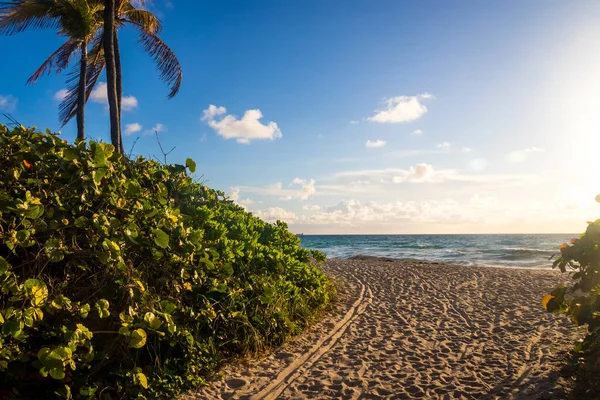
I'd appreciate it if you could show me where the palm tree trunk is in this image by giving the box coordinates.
[103,0,121,153]
[76,39,87,141]
[114,29,124,154]
[115,30,122,115]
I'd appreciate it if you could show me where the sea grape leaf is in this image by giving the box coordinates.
[152,229,169,249]
[135,372,148,389]
[24,278,48,306]
[95,299,110,319]
[129,328,147,349]
[185,158,196,173]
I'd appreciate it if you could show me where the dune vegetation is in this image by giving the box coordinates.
[0,124,333,399]
[544,219,600,397]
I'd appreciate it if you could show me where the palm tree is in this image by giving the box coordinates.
[0,0,103,141]
[68,0,182,153]
[0,0,182,152]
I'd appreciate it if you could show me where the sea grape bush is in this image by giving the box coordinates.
[0,124,333,399]
[543,217,600,396]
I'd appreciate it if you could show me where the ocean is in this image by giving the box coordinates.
[299,234,576,269]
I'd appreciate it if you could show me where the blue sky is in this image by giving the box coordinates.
[2,0,600,233]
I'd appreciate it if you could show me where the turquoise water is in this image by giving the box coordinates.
[300,234,576,269]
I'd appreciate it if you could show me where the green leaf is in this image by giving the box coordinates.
[144,312,162,329]
[92,168,108,186]
[221,263,234,276]
[74,216,89,228]
[0,256,9,275]
[160,300,176,314]
[185,158,197,173]
[152,229,169,249]
[188,230,203,247]
[49,367,65,380]
[125,181,142,197]
[129,328,147,348]
[24,204,44,219]
[16,230,30,243]
[95,299,110,319]
[24,278,48,306]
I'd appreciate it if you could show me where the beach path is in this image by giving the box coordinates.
[184,259,583,400]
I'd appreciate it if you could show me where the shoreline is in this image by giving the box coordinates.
[341,254,560,271]
[185,258,583,399]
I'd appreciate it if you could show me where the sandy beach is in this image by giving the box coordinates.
[185,258,584,400]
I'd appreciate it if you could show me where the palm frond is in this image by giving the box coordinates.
[120,8,161,34]
[27,38,79,85]
[0,0,59,35]
[132,24,182,98]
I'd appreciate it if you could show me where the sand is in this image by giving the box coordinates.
[183,258,584,399]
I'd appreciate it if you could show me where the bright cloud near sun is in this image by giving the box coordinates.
[505,147,545,164]
[202,104,282,143]
[368,93,434,123]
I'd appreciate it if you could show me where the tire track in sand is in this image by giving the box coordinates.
[251,274,373,400]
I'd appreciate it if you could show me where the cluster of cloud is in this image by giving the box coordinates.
[412,129,423,135]
[365,139,386,148]
[368,93,434,123]
[227,187,255,209]
[299,199,480,226]
[54,83,138,111]
[253,207,298,223]
[89,82,138,110]
[202,104,282,144]
[437,141,451,149]
[239,178,317,201]
[331,163,450,186]
[0,95,17,111]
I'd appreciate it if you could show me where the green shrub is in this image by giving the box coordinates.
[543,218,600,397]
[0,124,333,399]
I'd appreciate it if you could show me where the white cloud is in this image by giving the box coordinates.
[461,147,473,153]
[368,93,434,123]
[412,129,423,135]
[365,139,386,148]
[240,178,316,201]
[124,123,143,135]
[254,207,297,223]
[202,105,226,120]
[350,120,359,124]
[506,147,545,164]
[90,82,138,111]
[437,141,451,149]
[331,164,451,186]
[145,123,167,135]
[53,89,68,101]
[303,204,321,211]
[202,105,282,143]
[239,198,253,206]
[121,96,138,111]
[0,95,17,111]
[229,187,240,202]
[291,178,316,200]
[299,199,480,227]
[391,163,437,183]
